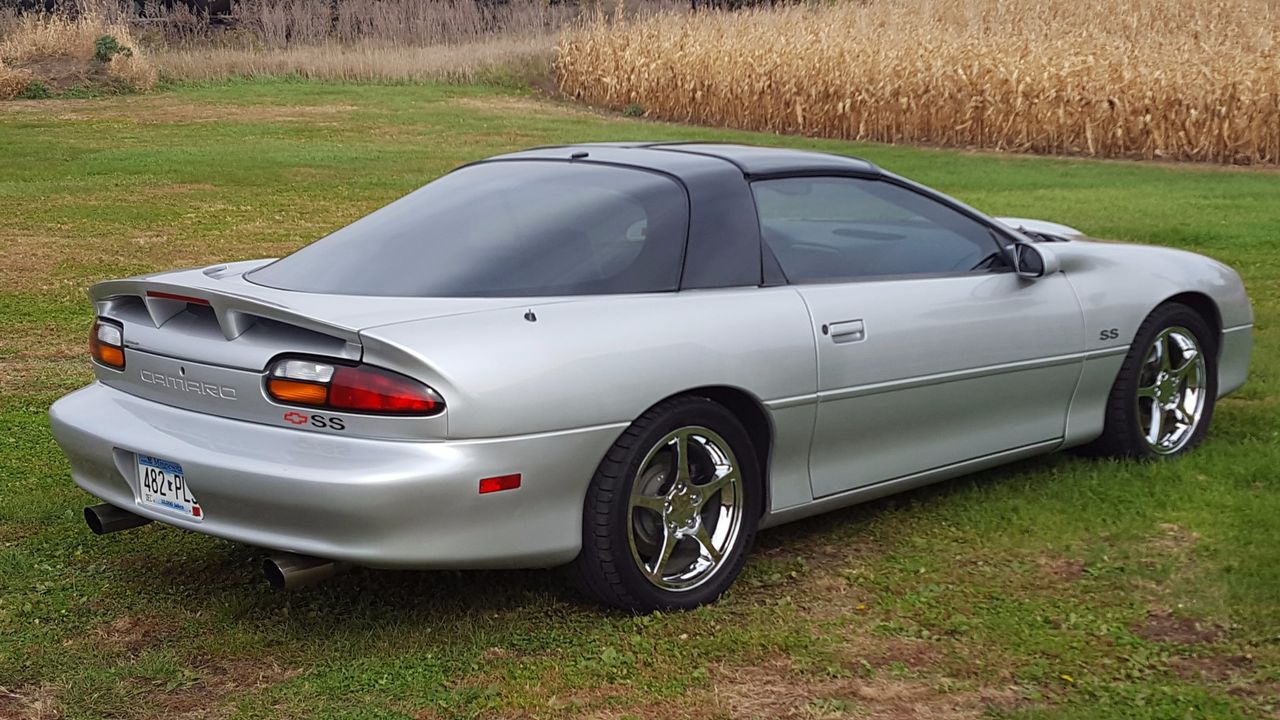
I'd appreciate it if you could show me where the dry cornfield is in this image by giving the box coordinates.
[557,0,1280,165]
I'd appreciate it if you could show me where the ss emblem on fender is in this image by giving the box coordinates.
[1099,328,1121,341]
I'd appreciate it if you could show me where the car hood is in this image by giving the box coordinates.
[995,216,1088,241]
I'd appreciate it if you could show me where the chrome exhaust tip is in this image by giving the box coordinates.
[84,503,152,535]
[262,552,348,590]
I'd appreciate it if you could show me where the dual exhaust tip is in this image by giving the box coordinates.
[85,503,347,589]
[261,553,350,590]
[84,502,152,535]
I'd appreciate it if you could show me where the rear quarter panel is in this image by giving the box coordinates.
[360,287,817,439]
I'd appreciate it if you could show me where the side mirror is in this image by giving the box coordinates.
[1013,243,1060,279]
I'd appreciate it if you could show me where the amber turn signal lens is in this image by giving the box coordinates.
[90,320,125,370]
[95,345,125,368]
[267,378,328,405]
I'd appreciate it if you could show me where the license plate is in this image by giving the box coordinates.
[135,454,202,520]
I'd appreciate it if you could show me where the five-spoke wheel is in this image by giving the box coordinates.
[1087,302,1218,459]
[572,397,761,611]
[627,427,745,591]
[1136,326,1208,455]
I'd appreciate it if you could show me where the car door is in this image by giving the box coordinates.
[753,176,1085,498]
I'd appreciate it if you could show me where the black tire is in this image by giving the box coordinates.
[1082,302,1218,459]
[570,396,762,612]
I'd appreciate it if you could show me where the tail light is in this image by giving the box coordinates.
[90,319,125,370]
[265,357,444,416]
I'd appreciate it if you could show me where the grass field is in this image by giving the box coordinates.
[1,81,1278,720]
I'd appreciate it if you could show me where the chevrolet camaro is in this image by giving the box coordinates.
[49,143,1253,611]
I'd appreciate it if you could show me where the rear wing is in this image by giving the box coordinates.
[91,261,361,371]
[87,259,542,373]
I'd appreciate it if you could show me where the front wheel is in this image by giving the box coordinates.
[1086,302,1218,458]
[571,396,762,611]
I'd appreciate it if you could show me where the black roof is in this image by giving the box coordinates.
[487,142,880,179]
[473,142,884,291]
[651,143,879,177]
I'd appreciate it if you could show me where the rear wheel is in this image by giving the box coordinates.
[1085,303,1217,458]
[571,396,761,611]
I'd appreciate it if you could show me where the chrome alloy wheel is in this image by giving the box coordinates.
[1136,326,1208,455]
[626,426,744,591]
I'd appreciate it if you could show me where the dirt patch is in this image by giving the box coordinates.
[93,615,178,657]
[151,657,299,719]
[148,101,350,124]
[0,320,89,396]
[755,532,888,620]
[494,656,1022,720]
[795,573,868,621]
[0,522,41,545]
[453,95,595,118]
[0,684,59,720]
[710,657,1015,719]
[1133,609,1223,645]
[134,102,359,124]
[286,167,345,183]
[0,357,88,397]
[1150,523,1201,555]
[0,227,217,293]
[1036,555,1085,582]
[536,678,659,719]
[148,183,218,196]
[1169,654,1252,683]
[845,637,944,674]
[0,231,73,290]
[1,97,358,124]
[1225,680,1280,709]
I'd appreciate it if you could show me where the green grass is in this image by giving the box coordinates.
[1,80,1277,719]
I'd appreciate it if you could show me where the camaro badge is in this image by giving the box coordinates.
[139,369,237,400]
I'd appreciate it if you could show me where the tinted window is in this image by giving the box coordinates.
[250,162,689,297]
[752,177,1002,282]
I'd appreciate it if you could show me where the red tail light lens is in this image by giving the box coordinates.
[329,366,441,414]
[265,357,444,416]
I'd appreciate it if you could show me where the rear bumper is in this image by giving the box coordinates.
[49,383,622,569]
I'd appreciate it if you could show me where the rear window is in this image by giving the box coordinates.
[249,161,689,297]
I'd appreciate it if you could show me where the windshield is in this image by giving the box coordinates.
[249,161,690,297]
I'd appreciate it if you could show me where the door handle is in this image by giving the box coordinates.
[826,319,866,344]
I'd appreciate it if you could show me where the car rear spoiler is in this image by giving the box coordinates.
[89,262,364,370]
[92,277,361,345]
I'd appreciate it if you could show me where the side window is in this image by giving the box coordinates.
[752,177,1004,282]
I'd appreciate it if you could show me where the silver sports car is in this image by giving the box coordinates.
[50,143,1253,611]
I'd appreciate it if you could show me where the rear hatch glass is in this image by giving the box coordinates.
[248,161,690,297]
